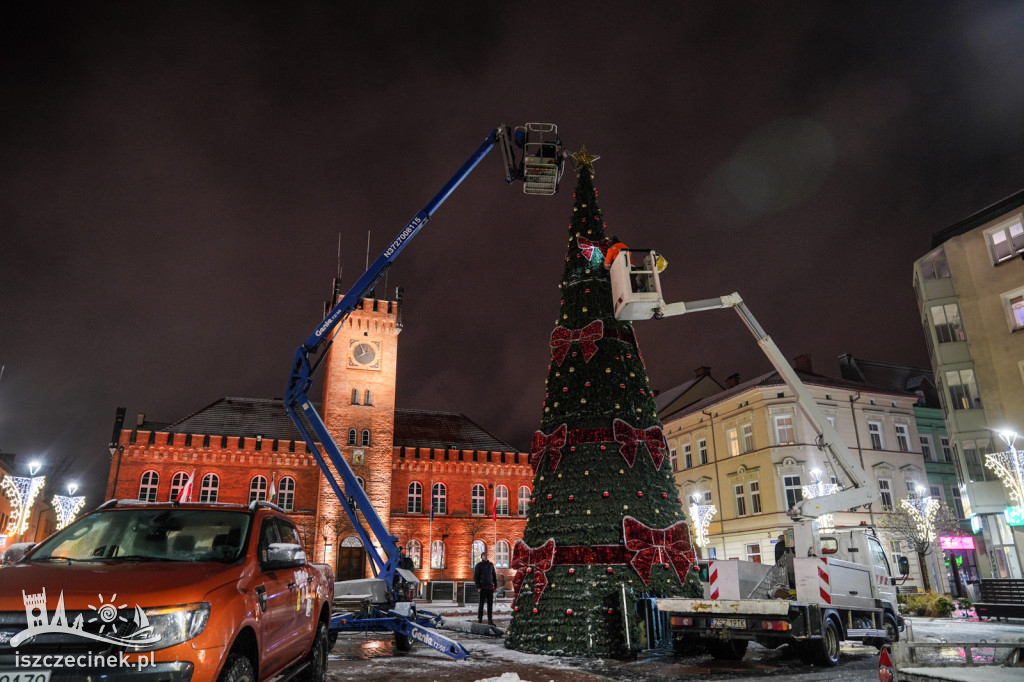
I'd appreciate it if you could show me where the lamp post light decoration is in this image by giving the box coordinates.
[986,431,1024,512]
[688,493,717,548]
[803,468,840,533]
[1,461,46,539]
[52,482,86,531]
[900,486,940,544]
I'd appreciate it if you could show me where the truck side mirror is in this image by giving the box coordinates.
[897,555,910,576]
[264,542,307,570]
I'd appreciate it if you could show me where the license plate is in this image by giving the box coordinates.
[712,618,747,629]
[0,671,52,682]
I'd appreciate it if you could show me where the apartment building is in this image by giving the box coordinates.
[913,189,1024,578]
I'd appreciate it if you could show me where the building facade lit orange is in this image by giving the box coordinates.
[105,294,531,590]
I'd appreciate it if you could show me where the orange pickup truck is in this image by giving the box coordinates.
[0,500,334,682]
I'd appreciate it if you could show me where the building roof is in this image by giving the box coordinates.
[393,409,516,452]
[145,398,517,453]
[838,354,938,408]
[931,188,1024,248]
[661,367,917,423]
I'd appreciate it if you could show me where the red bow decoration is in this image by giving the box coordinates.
[577,236,608,261]
[622,517,696,584]
[612,418,668,469]
[511,539,556,604]
[530,424,568,472]
[550,320,604,365]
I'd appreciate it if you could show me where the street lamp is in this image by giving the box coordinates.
[803,468,840,533]
[688,493,717,549]
[986,431,1024,511]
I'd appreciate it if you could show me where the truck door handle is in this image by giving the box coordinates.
[255,585,268,612]
[849,590,859,595]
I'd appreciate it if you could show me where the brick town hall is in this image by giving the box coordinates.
[105,284,532,590]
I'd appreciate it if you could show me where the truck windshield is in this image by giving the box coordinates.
[29,508,251,563]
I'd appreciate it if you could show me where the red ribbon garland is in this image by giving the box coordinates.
[512,520,697,603]
[530,424,567,472]
[622,516,696,585]
[511,539,556,604]
[612,418,668,469]
[550,320,604,365]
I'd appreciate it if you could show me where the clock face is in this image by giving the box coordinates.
[349,339,380,369]
[353,342,376,364]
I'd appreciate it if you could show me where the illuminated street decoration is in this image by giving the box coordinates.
[900,495,940,543]
[803,469,840,533]
[985,431,1024,508]
[1,474,47,538]
[1004,505,1024,527]
[688,494,717,548]
[52,494,87,530]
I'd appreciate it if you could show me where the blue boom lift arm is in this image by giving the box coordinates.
[283,124,563,603]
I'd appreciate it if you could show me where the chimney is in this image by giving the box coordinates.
[793,354,813,373]
[136,412,146,427]
[694,366,710,379]
[725,373,740,388]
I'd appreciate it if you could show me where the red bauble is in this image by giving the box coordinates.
[606,567,614,574]
[566,609,574,616]
[602,491,609,497]
[637,491,644,497]
[532,607,539,614]
[568,568,576,575]
[568,495,574,501]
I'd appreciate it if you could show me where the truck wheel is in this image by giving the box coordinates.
[812,619,841,667]
[706,638,748,661]
[394,632,413,652]
[299,622,328,682]
[327,630,338,650]
[218,653,255,682]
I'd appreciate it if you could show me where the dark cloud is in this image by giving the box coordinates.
[3,2,1024,505]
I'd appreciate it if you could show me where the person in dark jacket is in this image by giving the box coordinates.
[473,550,497,624]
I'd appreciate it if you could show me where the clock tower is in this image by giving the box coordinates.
[317,288,402,579]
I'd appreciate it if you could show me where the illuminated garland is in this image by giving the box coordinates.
[1,475,46,537]
[985,446,1024,507]
[688,501,717,548]
[803,480,840,533]
[900,496,940,543]
[52,495,86,530]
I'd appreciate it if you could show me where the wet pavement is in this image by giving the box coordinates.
[325,605,1024,682]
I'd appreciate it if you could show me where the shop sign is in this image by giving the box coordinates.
[939,536,975,550]
[1004,505,1024,526]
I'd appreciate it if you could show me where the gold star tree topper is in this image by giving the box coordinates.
[571,146,600,174]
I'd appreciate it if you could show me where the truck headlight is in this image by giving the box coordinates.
[127,603,210,652]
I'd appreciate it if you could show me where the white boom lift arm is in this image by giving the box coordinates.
[610,249,879,522]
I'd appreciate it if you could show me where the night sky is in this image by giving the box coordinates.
[3,2,1024,505]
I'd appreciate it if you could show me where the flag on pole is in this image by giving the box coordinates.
[492,499,498,521]
[268,473,277,504]
[176,469,195,503]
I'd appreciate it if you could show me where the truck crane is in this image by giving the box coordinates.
[609,249,907,666]
[283,123,565,659]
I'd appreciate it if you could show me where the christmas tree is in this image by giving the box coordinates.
[505,149,696,658]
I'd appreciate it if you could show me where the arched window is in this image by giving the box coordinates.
[364,389,372,405]
[495,540,511,568]
[351,388,359,404]
[348,429,357,446]
[138,471,159,502]
[361,429,370,446]
[168,471,189,501]
[431,483,447,515]
[278,476,296,511]
[518,486,531,515]
[495,485,509,516]
[430,540,445,568]
[407,539,421,569]
[471,484,486,515]
[249,475,268,503]
[199,474,219,503]
[471,539,486,567]
[407,482,423,513]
